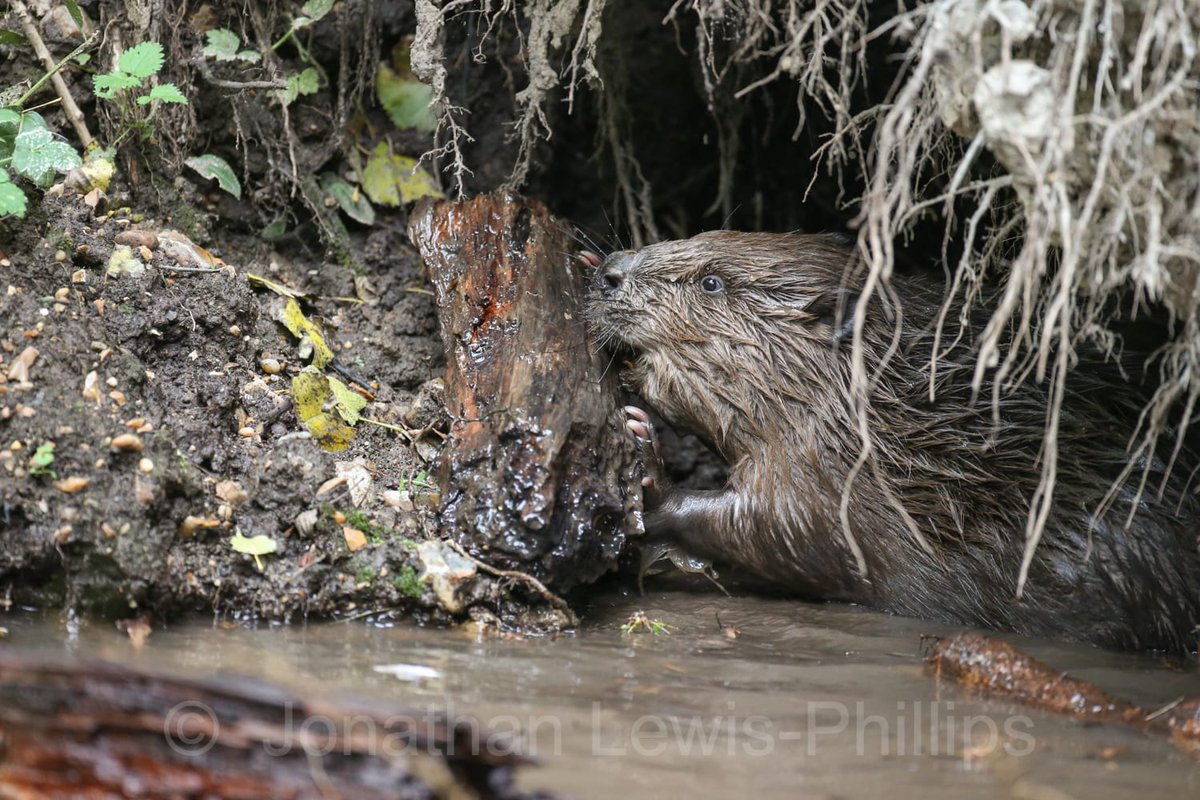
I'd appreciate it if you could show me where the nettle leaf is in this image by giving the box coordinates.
[301,0,335,21]
[138,83,188,105]
[0,29,27,47]
[12,126,82,187]
[237,49,261,63]
[119,42,165,79]
[0,108,21,160]
[185,154,241,199]
[93,72,140,99]
[279,67,319,106]
[0,171,28,218]
[203,28,242,61]
[376,64,437,133]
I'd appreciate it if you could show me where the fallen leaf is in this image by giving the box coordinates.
[361,142,441,207]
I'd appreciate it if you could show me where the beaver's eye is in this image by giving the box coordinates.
[699,275,724,294]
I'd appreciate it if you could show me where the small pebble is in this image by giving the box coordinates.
[260,357,282,374]
[138,458,154,473]
[114,230,158,250]
[238,426,256,438]
[111,433,143,452]
[126,417,145,429]
[229,325,241,336]
[71,270,87,283]
[54,287,69,300]
[54,250,67,262]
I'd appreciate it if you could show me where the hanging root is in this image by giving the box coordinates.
[856,0,1200,595]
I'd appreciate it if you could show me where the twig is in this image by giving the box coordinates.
[10,2,95,146]
[445,540,574,616]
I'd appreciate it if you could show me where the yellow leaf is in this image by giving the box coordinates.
[277,297,333,368]
[246,272,305,299]
[361,143,442,207]
[291,368,328,421]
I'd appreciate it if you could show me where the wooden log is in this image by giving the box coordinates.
[408,192,641,591]
[0,652,549,799]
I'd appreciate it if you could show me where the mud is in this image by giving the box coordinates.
[0,190,564,629]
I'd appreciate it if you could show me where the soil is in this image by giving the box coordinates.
[0,185,571,630]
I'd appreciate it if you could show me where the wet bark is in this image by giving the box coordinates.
[0,653,546,799]
[925,634,1200,758]
[408,192,641,591]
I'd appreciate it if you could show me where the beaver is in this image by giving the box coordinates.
[584,231,1200,652]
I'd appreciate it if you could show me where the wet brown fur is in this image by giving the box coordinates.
[588,231,1200,652]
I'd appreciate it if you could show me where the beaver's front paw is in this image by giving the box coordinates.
[624,405,672,506]
[638,539,728,596]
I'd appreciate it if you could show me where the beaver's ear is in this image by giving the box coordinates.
[802,288,859,343]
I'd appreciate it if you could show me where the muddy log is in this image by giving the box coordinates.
[408,192,641,591]
[0,653,547,800]
[925,634,1200,758]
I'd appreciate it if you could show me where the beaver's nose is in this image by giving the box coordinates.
[598,251,636,296]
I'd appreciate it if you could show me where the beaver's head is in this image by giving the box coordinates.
[586,230,863,459]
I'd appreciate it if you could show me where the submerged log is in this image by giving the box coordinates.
[925,633,1200,758]
[0,653,549,799]
[409,193,641,591]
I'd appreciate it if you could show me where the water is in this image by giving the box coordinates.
[4,590,1198,798]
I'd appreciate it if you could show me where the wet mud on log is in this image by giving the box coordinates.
[408,193,642,591]
[0,653,550,800]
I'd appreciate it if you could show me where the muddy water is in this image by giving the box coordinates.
[4,591,1198,799]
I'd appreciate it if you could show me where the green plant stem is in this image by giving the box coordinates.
[15,31,98,108]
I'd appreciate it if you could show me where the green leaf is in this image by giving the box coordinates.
[138,83,188,105]
[12,126,82,187]
[28,442,56,475]
[63,0,84,28]
[319,173,375,225]
[0,108,21,160]
[230,532,278,556]
[93,72,140,99]
[119,42,165,79]
[0,30,27,47]
[301,0,335,21]
[203,28,242,61]
[230,531,277,571]
[361,143,442,207]
[376,63,437,133]
[261,218,288,240]
[185,153,241,199]
[327,375,367,425]
[279,66,319,106]
[237,49,261,63]
[0,172,27,218]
